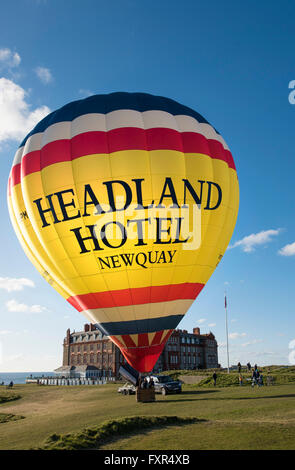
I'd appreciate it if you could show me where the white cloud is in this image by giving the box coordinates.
[278,242,295,257]
[231,319,238,323]
[197,318,206,324]
[229,229,282,253]
[35,66,53,84]
[208,323,216,327]
[0,77,50,144]
[6,299,48,314]
[0,48,21,69]
[0,330,13,335]
[229,332,247,340]
[0,277,35,292]
[255,351,276,357]
[242,339,263,347]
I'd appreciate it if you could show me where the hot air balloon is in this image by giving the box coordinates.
[7,92,239,373]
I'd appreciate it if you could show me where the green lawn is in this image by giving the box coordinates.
[0,382,295,450]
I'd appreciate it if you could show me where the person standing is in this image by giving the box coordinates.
[251,369,256,388]
[239,374,243,386]
[149,377,154,389]
[212,371,217,386]
[252,368,260,388]
[141,377,148,389]
[237,362,241,373]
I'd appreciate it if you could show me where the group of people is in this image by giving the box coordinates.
[137,376,154,389]
[212,363,264,387]
[251,365,263,387]
[238,363,264,387]
[0,381,13,387]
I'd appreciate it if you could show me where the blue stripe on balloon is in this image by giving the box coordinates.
[94,314,184,337]
[20,92,218,147]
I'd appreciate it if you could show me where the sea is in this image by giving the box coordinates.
[0,372,54,385]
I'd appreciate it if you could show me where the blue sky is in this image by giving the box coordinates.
[0,0,294,371]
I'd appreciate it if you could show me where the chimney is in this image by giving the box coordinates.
[193,327,200,335]
[84,324,90,332]
[66,328,71,342]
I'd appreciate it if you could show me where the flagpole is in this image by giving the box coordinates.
[225,291,230,374]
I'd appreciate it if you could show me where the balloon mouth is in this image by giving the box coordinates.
[120,343,167,373]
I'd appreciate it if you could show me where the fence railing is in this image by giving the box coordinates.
[26,376,116,386]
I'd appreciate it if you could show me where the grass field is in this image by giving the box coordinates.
[0,380,295,450]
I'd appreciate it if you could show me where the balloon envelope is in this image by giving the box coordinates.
[8,92,239,372]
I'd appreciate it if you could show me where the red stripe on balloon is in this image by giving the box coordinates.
[121,342,167,373]
[21,150,41,177]
[225,150,236,171]
[121,335,137,348]
[137,333,150,348]
[11,164,21,187]
[17,127,235,183]
[151,330,164,346]
[161,329,174,345]
[71,131,108,157]
[67,282,204,312]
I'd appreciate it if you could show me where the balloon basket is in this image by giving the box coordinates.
[136,387,155,403]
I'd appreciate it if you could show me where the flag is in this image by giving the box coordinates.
[225,295,227,309]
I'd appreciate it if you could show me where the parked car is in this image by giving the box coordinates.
[147,375,182,395]
[117,382,136,395]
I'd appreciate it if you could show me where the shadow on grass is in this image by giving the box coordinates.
[153,390,220,403]
[153,390,295,403]
[228,393,295,401]
[97,420,208,450]
[178,392,295,402]
[180,390,220,396]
